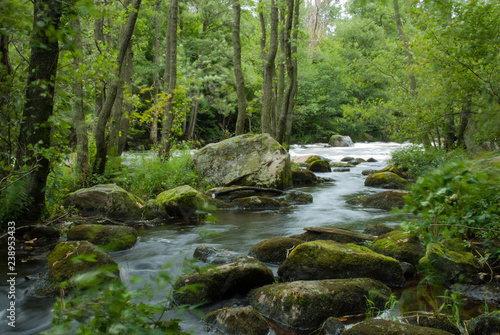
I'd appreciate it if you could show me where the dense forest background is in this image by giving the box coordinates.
[0,0,499,223]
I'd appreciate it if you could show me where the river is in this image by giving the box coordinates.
[1,142,410,334]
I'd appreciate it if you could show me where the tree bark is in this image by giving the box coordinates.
[160,0,178,158]
[233,0,247,135]
[150,0,162,146]
[261,0,278,135]
[93,0,142,174]
[71,17,89,182]
[16,0,63,222]
[393,0,416,92]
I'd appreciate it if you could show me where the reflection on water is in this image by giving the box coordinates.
[1,142,413,334]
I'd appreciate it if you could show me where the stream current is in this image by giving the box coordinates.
[1,142,412,334]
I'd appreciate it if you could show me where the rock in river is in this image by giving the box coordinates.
[204,307,270,335]
[248,278,391,330]
[67,224,138,251]
[191,133,292,190]
[343,319,456,335]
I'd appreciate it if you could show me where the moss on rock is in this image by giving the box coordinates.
[277,240,405,287]
[292,168,318,185]
[249,237,304,264]
[66,224,138,251]
[364,172,409,190]
[204,307,269,335]
[467,311,500,335]
[343,319,456,334]
[284,190,313,204]
[307,159,331,172]
[231,196,288,209]
[368,230,425,265]
[346,190,408,210]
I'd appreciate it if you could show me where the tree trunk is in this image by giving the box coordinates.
[286,0,300,145]
[457,99,472,149]
[150,0,162,146]
[261,0,278,135]
[233,0,247,135]
[393,0,416,92]
[275,8,286,138]
[444,113,456,150]
[93,0,142,174]
[160,0,178,158]
[93,0,106,122]
[17,0,63,222]
[71,17,89,182]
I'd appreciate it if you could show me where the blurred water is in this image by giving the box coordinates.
[0,142,408,334]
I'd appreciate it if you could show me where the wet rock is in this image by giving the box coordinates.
[64,184,144,221]
[249,237,304,264]
[33,241,119,297]
[328,135,354,147]
[204,307,269,335]
[418,239,481,284]
[143,199,170,220]
[362,169,376,175]
[291,168,319,185]
[368,230,425,265]
[173,256,274,306]
[206,186,283,203]
[346,190,408,210]
[363,224,394,236]
[451,283,500,304]
[367,157,378,162]
[22,225,60,245]
[193,244,237,265]
[231,196,289,210]
[284,190,313,204]
[364,172,409,190]
[402,315,461,335]
[321,317,345,335]
[331,162,355,168]
[155,185,231,222]
[248,278,391,331]
[377,164,407,179]
[333,168,350,172]
[191,133,292,190]
[401,261,418,279]
[307,159,331,172]
[67,224,138,251]
[467,311,500,335]
[278,240,406,288]
[293,155,320,164]
[295,226,375,243]
[343,319,455,334]
[341,157,355,162]
[355,158,366,164]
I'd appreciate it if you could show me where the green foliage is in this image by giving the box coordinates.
[0,179,28,229]
[390,145,468,180]
[402,158,500,244]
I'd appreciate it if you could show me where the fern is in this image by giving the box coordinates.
[0,178,28,230]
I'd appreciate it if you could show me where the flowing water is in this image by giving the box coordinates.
[1,142,415,334]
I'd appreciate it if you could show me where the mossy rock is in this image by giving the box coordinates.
[467,311,500,335]
[34,241,119,297]
[321,317,345,335]
[307,159,332,172]
[293,155,320,164]
[156,185,230,222]
[377,164,407,178]
[418,240,481,284]
[328,135,353,147]
[193,244,237,265]
[173,256,274,306]
[284,190,313,204]
[343,319,456,334]
[363,224,394,236]
[204,307,269,335]
[292,168,318,185]
[205,186,283,203]
[249,237,304,264]
[295,226,375,243]
[22,225,60,245]
[362,169,377,176]
[364,172,409,190]
[248,278,391,331]
[64,184,145,221]
[143,199,170,220]
[66,224,137,251]
[451,283,500,304]
[278,240,405,287]
[367,158,378,162]
[333,167,350,172]
[305,155,322,163]
[231,196,288,210]
[368,230,425,265]
[402,315,460,335]
[346,190,408,210]
[331,162,355,168]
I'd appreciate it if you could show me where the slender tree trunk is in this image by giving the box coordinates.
[150,0,162,146]
[93,0,142,174]
[93,0,106,121]
[261,0,278,135]
[160,0,178,158]
[1,28,13,165]
[275,8,286,138]
[17,0,63,222]
[286,0,300,145]
[456,99,471,149]
[71,18,89,182]
[393,0,416,91]
[233,0,247,135]
[118,47,133,153]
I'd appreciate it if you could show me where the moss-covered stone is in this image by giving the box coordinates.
[173,256,274,306]
[363,224,394,236]
[34,241,119,297]
[376,164,407,178]
[249,237,304,264]
[278,240,405,287]
[402,315,460,335]
[191,134,292,190]
[418,240,481,284]
[248,278,391,330]
[66,224,137,251]
[368,230,425,265]
[307,159,332,172]
[295,226,375,243]
[364,172,409,190]
[64,184,145,220]
[231,196,288,209]
[205,186,283,203]
[346,190,408,210]
[193,244,237,264]
[305,155,322,163]
[331,162,355,168]
[284,190,313,204]
[142,199,170,220]
[204,307,269,335]
[321,317,345,335]
[22,225,60,245]
[292,168,318,185]
[343,319,455,334]
[328,135,354,147]
[467,311,500,335]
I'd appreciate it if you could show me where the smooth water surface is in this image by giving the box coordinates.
[0,142,408,334]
